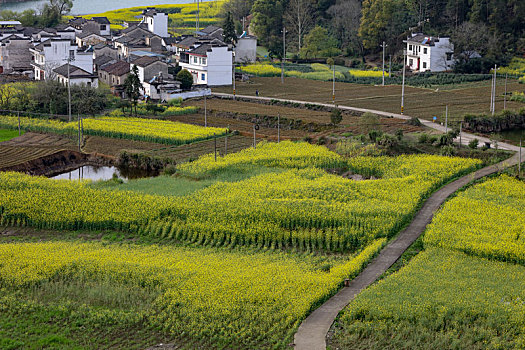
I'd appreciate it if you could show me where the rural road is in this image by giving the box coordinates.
[212,93,522,152]
[213,92,523,350]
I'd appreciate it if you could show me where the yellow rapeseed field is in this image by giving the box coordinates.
[0,115,227,145]
[0,239,385,347]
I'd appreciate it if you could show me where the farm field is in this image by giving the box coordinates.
[0,115,227,146]
[84,1,223,34]
[0,146,65,170]
[0,141,493,348]
[0,142,481,252]
[183,98,425,137]
[425,175,525,264]
[0,238,385,349]
[214,77,524,123]
[329,175,525,349]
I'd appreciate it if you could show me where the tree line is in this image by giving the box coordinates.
[222,0,524,72]
[0,0,73,29]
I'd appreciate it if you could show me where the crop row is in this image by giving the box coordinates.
[0,115,227,146]
[0,239,385,348]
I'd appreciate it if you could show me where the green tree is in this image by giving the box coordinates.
[299,26,340,58]
[330,108,342,125]
[359,0,406,50]
[124,65,142,116]
[251,0,285,57]
[223,11,237,46]
[177,69,194,90]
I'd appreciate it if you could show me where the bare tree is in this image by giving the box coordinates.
[328,0,363,57]
[284,0,314,51]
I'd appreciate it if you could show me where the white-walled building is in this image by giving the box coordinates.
[179,43,232,86]
[234,33,257,63]
[142,9,168,38]
[405,34,454,72]
[54,64,98,87]
[30,39,93,80]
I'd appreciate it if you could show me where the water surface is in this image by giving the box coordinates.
[51,165,158,181]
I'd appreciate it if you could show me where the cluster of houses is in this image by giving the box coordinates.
[0,9,257,100]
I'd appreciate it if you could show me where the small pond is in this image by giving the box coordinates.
[51,165,158,181]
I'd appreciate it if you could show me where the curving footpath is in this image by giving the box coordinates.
[293,152,521,350]
[212,92,523,349]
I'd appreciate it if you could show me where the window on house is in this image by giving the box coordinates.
[409,45,412,50]
[409,58,413,66]
[446,53,453,60]
[69,50,75,61]
[193,56,198,64]
[201,73,205,81]
[423,62,427,68]
[423,48,427,54]
[100,25,106,31]
[202,58,207,65]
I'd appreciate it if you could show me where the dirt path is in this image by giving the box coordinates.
[293,152,520,350]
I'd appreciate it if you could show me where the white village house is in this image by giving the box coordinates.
[405,34,454,72]
[179,43,233,86]
[30,39,93,80]
[53,64,98,87]
[142,8,168,38]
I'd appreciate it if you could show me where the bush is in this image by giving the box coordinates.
[468,138,479,149]
[368,130,383,142]
[418,133,429,143]
[440,145,457,156]
[177,69,194,90]
[331,109,343,125]
[395,129,404,141]
[335,139,382,157]
[407,116,422,126]
[376,134,398,148]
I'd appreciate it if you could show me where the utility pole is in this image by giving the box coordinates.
[277,113,280,143]
[204,95,207,127]
[459,122,462,147]
[380,41,387,86]
[67,58,72,122]
[401,49,406,115]
[225,127,228,155]
[519,137,522,178]
[491,64,497,115]
[77,114,81,152]
[389,55,392,77]
[17,111,20,136]
[195,0,200,33]
[281,26,286,84]
[332,64,335,104]
[445,105,448,133]
[253,125,256,148]
[232,63,236,99]
[214,134,217,161]
[504,73,508,110]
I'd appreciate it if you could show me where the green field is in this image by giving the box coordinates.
[0,129,22,143]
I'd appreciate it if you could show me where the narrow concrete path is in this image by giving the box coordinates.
[211,93,521,152]
[293,152,521,350]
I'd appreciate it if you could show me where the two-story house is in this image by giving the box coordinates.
[142,8,168,38]
[405,34,454,72]
[98,60,130,96]
[30,39,93,80]
[131,56,168,84]
[179,43,232,86]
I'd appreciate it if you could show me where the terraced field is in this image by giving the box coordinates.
[0,146,64,170]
